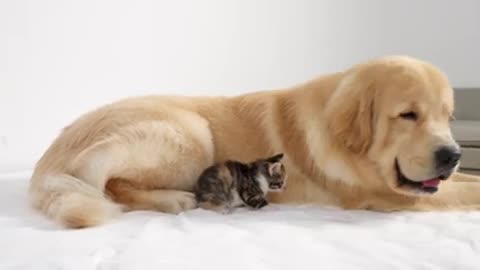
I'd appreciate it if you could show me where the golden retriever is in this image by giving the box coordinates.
[29,55,480,228]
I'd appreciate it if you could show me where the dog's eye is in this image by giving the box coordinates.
[399,111,418,121]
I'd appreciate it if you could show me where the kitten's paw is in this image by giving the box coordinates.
[169,191,197,214]
[247,198,268,209]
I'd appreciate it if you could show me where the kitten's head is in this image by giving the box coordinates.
[255,153,287,191]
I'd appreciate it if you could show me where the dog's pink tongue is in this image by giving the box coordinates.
[422,179,440,188]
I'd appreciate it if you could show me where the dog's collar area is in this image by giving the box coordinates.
[394,159,447,194]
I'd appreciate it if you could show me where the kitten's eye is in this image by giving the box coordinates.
[399,111,418,121]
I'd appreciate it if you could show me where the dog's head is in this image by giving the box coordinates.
[324,56,460,196]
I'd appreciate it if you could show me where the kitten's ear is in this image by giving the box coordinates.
[266,153,284,163]
[268,162,283,176]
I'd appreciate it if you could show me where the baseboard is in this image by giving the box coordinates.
[458,168,480,176]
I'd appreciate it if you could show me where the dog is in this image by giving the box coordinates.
[29,55,480,228]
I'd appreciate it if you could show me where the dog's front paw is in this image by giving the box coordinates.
[169,191,197,214]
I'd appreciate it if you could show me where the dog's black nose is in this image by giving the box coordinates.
[435,146,461,170]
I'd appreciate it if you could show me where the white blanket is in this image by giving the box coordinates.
[1,172,479,270]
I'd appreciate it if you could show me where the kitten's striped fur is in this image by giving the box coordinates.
[194,153,287,213]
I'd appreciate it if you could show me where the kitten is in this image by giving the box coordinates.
[194,153,287,214]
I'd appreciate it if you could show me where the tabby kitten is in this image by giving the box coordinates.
[194,153,287,214]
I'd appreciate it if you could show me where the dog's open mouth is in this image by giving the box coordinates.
[394,160,447,193]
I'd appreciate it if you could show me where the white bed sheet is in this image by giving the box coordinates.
[1,171,480,270]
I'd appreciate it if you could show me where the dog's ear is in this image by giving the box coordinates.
[325,74,376,155]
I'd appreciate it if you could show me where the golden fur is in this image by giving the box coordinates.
[29,55,480,228]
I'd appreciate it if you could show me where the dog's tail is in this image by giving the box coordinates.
[29,173,122,228]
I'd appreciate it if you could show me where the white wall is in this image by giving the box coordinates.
[1,0,479,172]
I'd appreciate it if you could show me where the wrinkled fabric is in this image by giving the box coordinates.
[1,172,479,270]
